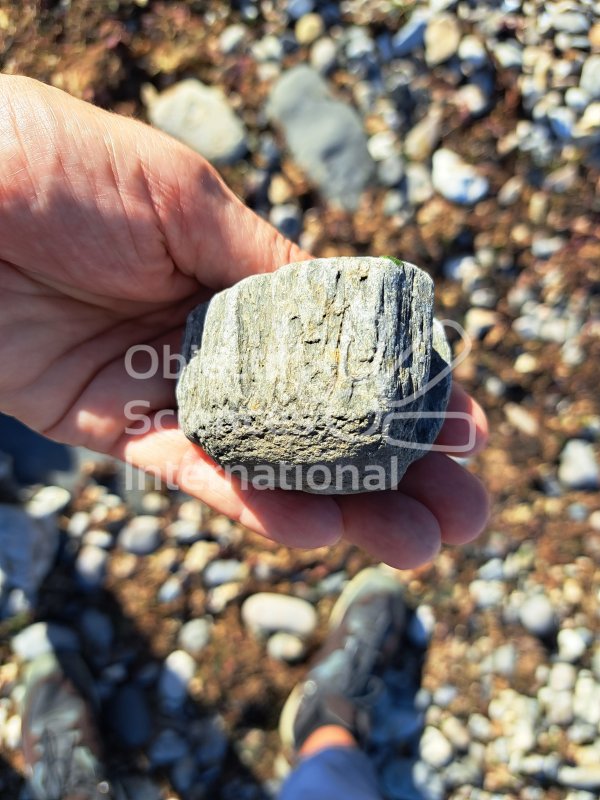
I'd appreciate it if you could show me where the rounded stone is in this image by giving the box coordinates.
[75,545,108,590]
[241,593,317,638]
[425,14,461,66]
[419,725,453,768]
[119,516,162,555]
[295,13,324,45]
[267,632,306,662]
[178,619,212,656]
[432,149,489,205]
[158,650,196,711]
[519,594,557,638]
[109,684,152,748]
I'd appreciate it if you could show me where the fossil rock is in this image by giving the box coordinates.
[177,257,451,493]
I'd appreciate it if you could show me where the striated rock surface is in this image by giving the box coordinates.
[267,66,374,210]
[177,257,451,493]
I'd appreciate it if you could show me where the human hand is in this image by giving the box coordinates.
[0,75,489,568]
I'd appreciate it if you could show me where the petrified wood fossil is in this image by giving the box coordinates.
[177,257,451,493]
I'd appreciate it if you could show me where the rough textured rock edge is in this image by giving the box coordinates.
[177,257,452,494]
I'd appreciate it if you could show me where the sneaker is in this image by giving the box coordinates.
[21,652,113,800]
[279,566,406,756]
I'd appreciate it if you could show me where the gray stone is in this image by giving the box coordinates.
[0,505,59,613]
[219,23,247,55]
[558,440,599,490]
[310,37,338,73]
[158,650,196,712]
[392,14,427,57]
[203,559,249,587]
[177,257,452,494]
[75,545,108,590]
[557,628,590,662]
[158,576,183,603]
[406,163,434,206]
[26,485,71,517]
[12,622,79,661]
[266,632,306,662]
[519,593,557,638]
[405,108,443,162]
[144,79,247,165]
[286,0,313,20]
[407,604,435,647]
[377,154,405,187]
[267,66,375,209]
[178,618,212,656]
[79,609,114,653]
[425,14,461,66]
[119,515,161,555]
[551,12,589,34]
[241,593,317,638]
[150,729,190,766]
[432,149,489,205]
[109,684,151,748]
[420,726,454,768]
[557,765,600,791]
[269,203,303,240]
[580,55,600,99]
[83,529,113,549]
[118,776,162,800]
[166,519,202,545]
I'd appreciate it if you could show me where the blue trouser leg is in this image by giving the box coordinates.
[278,747,383,800]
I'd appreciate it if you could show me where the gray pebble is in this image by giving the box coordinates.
[0,504,59,613]
[557,765,600,791]
[165,520,200,545]
[83,529,113,549]
[286,0,314,20]
[12,622,79,661]
[310,37,337,73]
[67,511,90,538]
[150,729,190,766]
[75,545,108,590]
[144,80,247,165]
[377,154,405,187]
[406,163,434,206]
[432,149,489,205]
[519,593,557,638]
[158,650,196,711]
[557,628,590,662]
[79,608,114,653]
[178,619,212,656]
[267,66,374,210]
[119,516,161,555]
[269,203,303,240]
[203,559,249,587]
[242,593,317,638]
[392,14,427,57]
[420,725,454,768]
[580,55,600,98]
[425,14,461,67]
[558,440,599,490]
[219,24,247,55]
[158,576,183,604]
[266,632,306,662]
[27,485,71,517]
[109,684,152,748]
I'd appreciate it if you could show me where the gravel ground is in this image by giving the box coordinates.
[0,1,599,798]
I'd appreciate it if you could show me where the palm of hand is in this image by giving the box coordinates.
[0,76,489,567]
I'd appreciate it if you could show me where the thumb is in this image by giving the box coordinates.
[133,122,311,288]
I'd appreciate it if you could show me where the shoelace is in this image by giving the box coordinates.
[36,728,112,800]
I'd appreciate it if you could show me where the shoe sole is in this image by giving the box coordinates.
[278,565,403,755]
